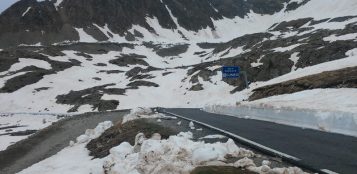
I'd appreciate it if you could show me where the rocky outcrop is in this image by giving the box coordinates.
[0,0,298,47]
[249,66,357,101]
[56,84,125,112]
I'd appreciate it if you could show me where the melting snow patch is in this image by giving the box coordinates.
[123,108,176,123]
[189,121,195,130]
[76,121,113,144]
[289,52,300,71]
[323,33,357,42]
[199,134,227,139]
[346,48,357,57]
[22,7,32,17]
[74,28,98,42]
[273,44,302,52]
[5,58,52,73]
[54,0,64,9]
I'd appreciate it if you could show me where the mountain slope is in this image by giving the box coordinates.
[0,0,312,46]
[0,0,356,113]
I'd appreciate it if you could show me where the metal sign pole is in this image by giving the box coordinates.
[240,71,249,89]
[222,66,249,89]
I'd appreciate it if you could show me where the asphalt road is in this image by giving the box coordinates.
[0,110,128,174]
[164,108,357,174]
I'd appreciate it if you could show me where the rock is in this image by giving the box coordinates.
[249,66,357,101]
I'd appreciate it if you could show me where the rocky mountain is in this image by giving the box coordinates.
[0,0,306,47]
[0,0,356,113]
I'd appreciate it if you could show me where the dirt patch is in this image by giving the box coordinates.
[249,66,357,101]
[191,166,255,174]
[86,119,177,158]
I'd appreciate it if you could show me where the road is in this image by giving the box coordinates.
[164,108,357,174]
[0,110,128,174]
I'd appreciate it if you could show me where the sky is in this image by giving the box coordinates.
[0,0,19,13]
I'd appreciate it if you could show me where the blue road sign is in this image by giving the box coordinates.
[222,66,240,78]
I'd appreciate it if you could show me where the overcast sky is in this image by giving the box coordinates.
[0,0,19,13]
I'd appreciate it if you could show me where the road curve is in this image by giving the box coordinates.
[0,110,128,174]
[164,108,357,174]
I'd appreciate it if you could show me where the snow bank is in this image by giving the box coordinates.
[205,89,357,137]
[199,134,227,139]
[122,107,176,123]
[103,132,254,174]
[75,121,113,144]
[18,121,114,174]
[19,117,306,174]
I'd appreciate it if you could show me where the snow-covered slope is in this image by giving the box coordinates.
[0,0,356,114]
[0,0,357,46]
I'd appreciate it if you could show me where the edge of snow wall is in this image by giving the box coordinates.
[204,105,357,137]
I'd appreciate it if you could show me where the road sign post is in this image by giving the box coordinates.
[222,66,249,89]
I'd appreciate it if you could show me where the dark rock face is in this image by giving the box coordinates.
[249,66,357,101]
[0,49,81,93]
[87,119,177,158]
[127,80,159,89]
[109,54,149,67]
[270,18,313,32]
[0,0,295,47]
[187,18,357,91]
[56,84,124,112]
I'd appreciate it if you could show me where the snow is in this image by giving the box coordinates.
[259,55,357,87]
[0,43,355,115]
[189,121,195,130]
[58,0,356,43]
[54,0,64,9]
[251,55,264,68]
[323,33,357,42]
[199,134,226,139]
[204,54,357,137]
[74,28,98,42]
[22,7,31,17]
[0,71,29,88]
[346,48,357,57]
[289,52,300,71]
[19,117,306,174]
[247,88,357,113]
[2,0,357,43]
[0,113,62,151]
[273,44,302,52]
[205,89,357,137]
[76,121,113,144]
[1,58,51,74]
[122,108,176,123]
